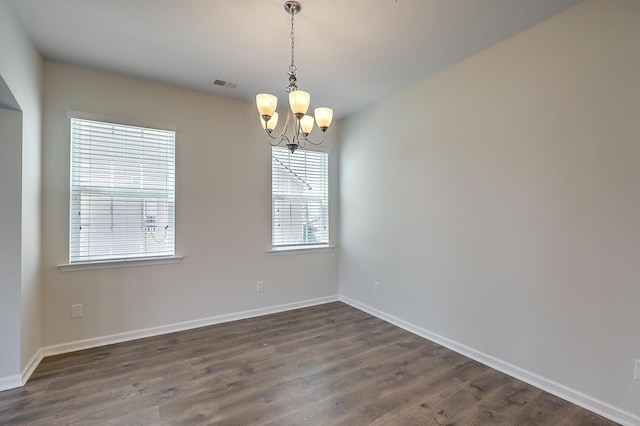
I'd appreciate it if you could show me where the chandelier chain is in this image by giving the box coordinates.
[289,10,296,72]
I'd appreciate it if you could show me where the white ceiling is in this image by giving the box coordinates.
[8,0,582,119]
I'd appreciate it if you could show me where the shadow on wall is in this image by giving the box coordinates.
[0,74,20,110]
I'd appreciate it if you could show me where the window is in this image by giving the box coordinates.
[272,146,329,248]
[69,117,175,263]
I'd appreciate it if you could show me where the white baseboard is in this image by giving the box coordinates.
[340,296,640,426]
[41,295,339,358]
[0,374,22,392]
[13,294,637,425]
[0,349,43,391]
[3,296,338,391]
[21,348,43,384]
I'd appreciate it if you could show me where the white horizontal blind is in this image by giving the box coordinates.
[272,147,329,248]
[70,117,175,263]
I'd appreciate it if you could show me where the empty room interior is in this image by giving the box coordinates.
[1,0,639,424]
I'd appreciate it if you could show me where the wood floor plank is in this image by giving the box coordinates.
[0,302,618,425]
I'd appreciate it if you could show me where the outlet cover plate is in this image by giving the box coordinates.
[71,304,83,319]
[635,359,640,381]
[257,281,264,292]
[373,281,380,293]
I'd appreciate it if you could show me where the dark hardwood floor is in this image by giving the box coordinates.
[0,302,617,425]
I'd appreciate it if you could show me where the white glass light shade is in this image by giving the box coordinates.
[256,94,277,117]
[300,115,314,134]
[261,112,278,131]
[314,107,333,130]
[289,90,310,115]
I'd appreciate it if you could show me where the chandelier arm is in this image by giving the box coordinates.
[266,133,281,146]
[293,115,300,137]
[264,128,292,147]
[262,126,284,145]
[271,109,292,140]
[301,132,327,146]
[268,134,288,147]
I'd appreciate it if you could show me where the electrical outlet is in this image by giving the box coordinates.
[635,359,640,381]
[373,281,380,293]
[257,281,264,292]
[71,304,83,319]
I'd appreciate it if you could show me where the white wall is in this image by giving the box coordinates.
[339,0,640,422]
[0,0,42,387]
[0,108,22,383]
[41,61,339,348]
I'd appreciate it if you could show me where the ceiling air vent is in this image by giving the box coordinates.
[210,78,237,89]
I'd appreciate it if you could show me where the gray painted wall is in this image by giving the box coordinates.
[339,0,640,420]
[0,108,22,382]
[0,0,42,386]
[40,61,339,347]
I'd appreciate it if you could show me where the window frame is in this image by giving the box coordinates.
[59,111,181,271]
[270,146,331,252]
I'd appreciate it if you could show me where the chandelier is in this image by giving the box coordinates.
[256,1,333,154]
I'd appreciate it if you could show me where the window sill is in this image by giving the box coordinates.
[57,256,183,272]
[267,245,335,256]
